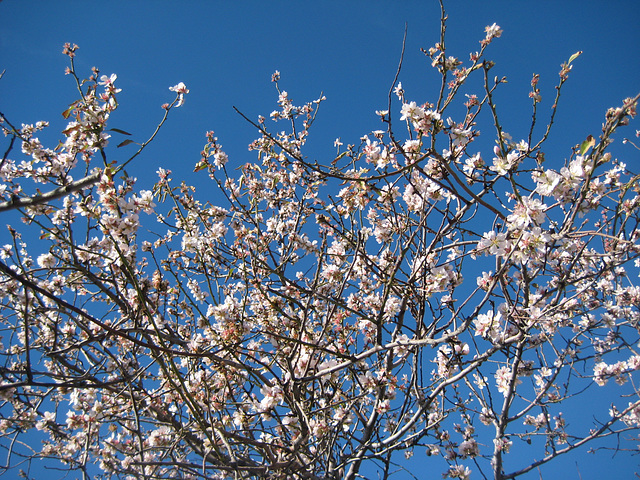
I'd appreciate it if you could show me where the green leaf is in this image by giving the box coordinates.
[194,161,208,172]
[117,139,136,148]
[332,151,348,165]
[110,128,132,136]
[61,105,74,119]
[579,135,595,155]
[568,51,582,65]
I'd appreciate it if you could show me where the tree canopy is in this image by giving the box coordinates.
[0,5,639,480]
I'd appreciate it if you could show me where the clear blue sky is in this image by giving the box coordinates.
[1,1,639,478]
[2,1,639,189]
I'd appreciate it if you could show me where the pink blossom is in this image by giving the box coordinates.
[484,23,503,42]
[169,82,189,107]
[477,230,509,256]
[99,74,121,94]
[495,365,520,396]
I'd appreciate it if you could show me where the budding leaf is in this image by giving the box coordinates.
[61,105,74,119]
[568,51,582,65]
[579,135,595,155]
[110,128,132,136]
[117,139,136,148]
[332,151,348,165]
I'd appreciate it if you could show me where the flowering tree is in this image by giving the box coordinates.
[1,7,639,480]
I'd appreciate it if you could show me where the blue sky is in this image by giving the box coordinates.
[2,0,639,189]
[1,1,639,478]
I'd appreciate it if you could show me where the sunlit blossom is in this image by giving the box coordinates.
[169,82,189,107]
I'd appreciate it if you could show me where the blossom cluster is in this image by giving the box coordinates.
[0,16,639,480]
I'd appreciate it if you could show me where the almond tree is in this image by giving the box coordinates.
[0,6,639,480]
